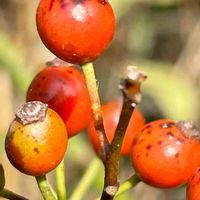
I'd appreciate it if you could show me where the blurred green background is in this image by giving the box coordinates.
[1,0,200,199]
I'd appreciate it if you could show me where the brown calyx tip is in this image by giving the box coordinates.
[126,66,147,83]
[176,120,200,139]
[15,101,48,125]
[119,66,147,105]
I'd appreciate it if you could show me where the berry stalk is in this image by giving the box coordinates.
[36,175,57,200]
[56,159,67,200]
[116,174,140,196]
[82,62,109,162]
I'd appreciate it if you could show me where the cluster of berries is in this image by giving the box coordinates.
[5,0,115,176]
[4,0,200,199]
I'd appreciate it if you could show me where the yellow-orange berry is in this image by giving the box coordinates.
[5,101,68,176]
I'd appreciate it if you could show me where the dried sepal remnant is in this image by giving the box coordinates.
[176,121,200,140]
[16,101,48,125]
[119,66,147,105]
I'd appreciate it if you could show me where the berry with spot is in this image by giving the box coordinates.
[36,0,115,64]
[5,101,68,176]
[130,119,200,188]
[26,63,91,137]
[87,100,145,156]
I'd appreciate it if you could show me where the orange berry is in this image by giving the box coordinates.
[130,119,200,188]
[5,101,68,176]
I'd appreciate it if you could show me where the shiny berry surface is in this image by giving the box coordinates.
[5,101,68,176]
[87,100,145,156]
[27,64,91,137]
[130,119,200,188]
[36,0,115,64]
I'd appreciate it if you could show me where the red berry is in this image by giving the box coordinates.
[5,101,68,176]
[26,64,91,137]
[36,0,115,64]
[187,167,200,200]
[87,100,145,156]
[130,119,200,188]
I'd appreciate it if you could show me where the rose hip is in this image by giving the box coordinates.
[36,0,115,64]
[130,119,200,188]
[5,101,68,176]
[26,64,92,137]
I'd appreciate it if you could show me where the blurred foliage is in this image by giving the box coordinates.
[0,32,32,93]
[0,0,200,199]
[139,61,198,121]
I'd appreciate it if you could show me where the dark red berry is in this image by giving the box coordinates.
[27,64,92,137]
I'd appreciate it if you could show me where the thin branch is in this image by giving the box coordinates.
[0,188,29,200]
[101,66,147,200]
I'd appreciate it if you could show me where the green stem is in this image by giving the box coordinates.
[69,158,101,200]
[82,62,109,162]
[35,175,57,200]
[56,159,67,200]
[117,174,140,196]
[0,188,29,200]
